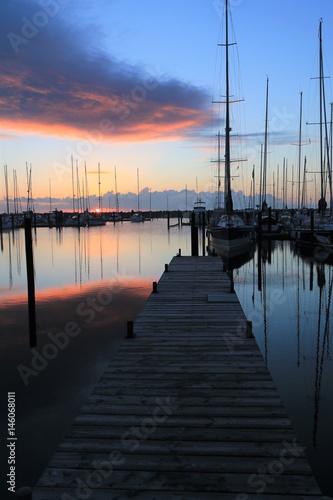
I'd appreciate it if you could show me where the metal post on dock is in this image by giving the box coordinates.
[165,264,169,272]
[24,217,37,347]
[152,281,158,293]
[201,212,206,256]
[246,320,253,338]
[125,320,136,339]
[191,214,198,256]
[16,486,32,498]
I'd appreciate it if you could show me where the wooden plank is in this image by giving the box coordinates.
[33,256,322,498]
[35,469,321,494]
[32,490,327,500]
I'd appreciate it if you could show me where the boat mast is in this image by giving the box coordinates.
[298,92,303,210]
[71,155,75,213]
[114,166,119,212]
[98,162,101,211]
[262,77,269,210]
[317,19,331,216]
[224,0,232,217]
[217,131,221,209]
[319,20,324,210]
[137,167,140,212]
[4,164,9,214]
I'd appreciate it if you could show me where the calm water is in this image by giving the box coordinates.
[233,239,333,496]
[0,220,332,496]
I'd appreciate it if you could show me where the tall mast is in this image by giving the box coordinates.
[98,162,101,211]
[4,164,9,214]
[224,0,232,217]
[297,92,303,210]
[262,77,269,210]
[71,155,75,213]
[217,131,221,209]
[319,19,324,206]
[114,166,119,212]
[137,168,140,212]
[84,161,90,211]
[49,178,52,212]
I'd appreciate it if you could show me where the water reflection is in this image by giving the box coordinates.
[0,220,192,298]
[0,220,192,494]
[233,240,333,496]
[1,224,332,496]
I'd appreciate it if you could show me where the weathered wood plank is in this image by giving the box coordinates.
[66,425,297,442]
[47,451,313,474]
[35,469,321,494]
[32,490,327,500]
[33,256,322,498]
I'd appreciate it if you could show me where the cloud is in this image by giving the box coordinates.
[0,0,211,142]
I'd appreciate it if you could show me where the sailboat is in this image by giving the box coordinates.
[208,0,254,254]
[295,19,333,249]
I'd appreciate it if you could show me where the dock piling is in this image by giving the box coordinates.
[125,320,135,339]
[24,217,37,348]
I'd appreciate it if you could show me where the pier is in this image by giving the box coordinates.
[33,256,323,498]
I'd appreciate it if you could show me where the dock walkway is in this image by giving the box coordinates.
[33,256,323,499]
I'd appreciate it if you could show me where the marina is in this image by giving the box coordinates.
[32,255,322,498]
[3,1,333,496]
[1,220,333,497]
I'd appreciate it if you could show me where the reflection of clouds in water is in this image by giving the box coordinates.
[0,279,151,349]
[1,222,191,295]
[0,281,152,493]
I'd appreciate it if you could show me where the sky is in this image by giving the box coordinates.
[1,0,333,212]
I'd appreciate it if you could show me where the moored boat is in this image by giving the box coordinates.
[207,0,254,255]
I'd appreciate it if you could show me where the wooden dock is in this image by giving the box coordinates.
[33,256,323,499]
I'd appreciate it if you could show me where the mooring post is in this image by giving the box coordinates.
[246,320,253,338]
[191,214,198,256]
[16,486,32,498]
[152,281,158,293]
[24,217,36,347]
[125,320,135,339]
[201,212,206,256]
[165,264,169,272]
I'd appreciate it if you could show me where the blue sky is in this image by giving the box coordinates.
[1,0,333,211]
